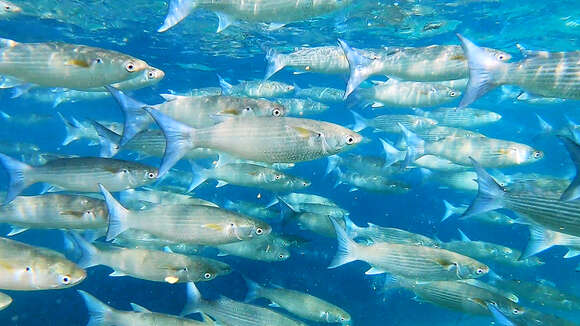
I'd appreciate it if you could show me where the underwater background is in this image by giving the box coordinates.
[0,0,578,325]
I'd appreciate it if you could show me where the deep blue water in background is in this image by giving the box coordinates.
[0,1,578,325]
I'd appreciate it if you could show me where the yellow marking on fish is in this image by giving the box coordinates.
[292,126,317,138]
[433,258,454,269]
[248,171,259,176]
[466,297,487,308]
[449,54,466,61]
[220,108,240,115]
[203,223,224,231]
[67,59,91,68]
[305,66,311,71]
[60,210,85,218]
[164,276,179,284]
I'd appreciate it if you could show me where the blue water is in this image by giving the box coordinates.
[0,0,579,325]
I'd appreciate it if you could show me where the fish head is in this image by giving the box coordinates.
[484,48,512,62]
[116,163,158,187]
[486,299,526,322]
[511,145,543,164]
[44,260,87,289]
[324,308,352,324]
[417,117,439,128]
[196,260,232,282]
[267,172,311,189]
[232,217,272,240]
[461,261,490,279]
[252,99,287,118]
[0,1,21,15]
[140,67,165,87]
[265,245,290,261]
[322,125,363,154]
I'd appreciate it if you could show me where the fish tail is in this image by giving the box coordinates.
[105,85,151,147]
[188,161,210,192]
[328,217,359,269]
[456,34,507,108]
[143,107,196,178]
[441,200,461,222]
[292,83,303,96]
[99,184,130,241]
[242,276,262,303]
[77,290,115,326]
[91,121,121,158]
[337,39,373,98]
[461,157,506,218]
[0,153,33,204]
[158,0,197,32]
[325,155,341,176]
[379,138,404,167]
[342,215,362,238]
[521,225,557,260]
[181,282,202,316]
[350,110,369,132]
[57,112,84,146]
[65,231,101,269]
[264,49,286,80]
[397,123,425,167]
[217,74,233,95]
[457,228,471,242]
[558,136,580,201]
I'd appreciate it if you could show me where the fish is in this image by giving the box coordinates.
[0,237,86,290]
[334,168,411,194]
[66,232,231,283]
[349,79,461,108]
[189,162,311,192]
[0,193,108,235]
[77,290,216,326]
[214,234,291,262]
[0,154,158,204]
[401,124,543,167]
[0,37,152,90]
[457,34,580,108]
[413,155,471,172]
[352,111,438,134]
[111,230,204,255]
[326,153,398,176]
[0,292,11,311]
[273,98,329,116]
[100,184,271,245]
[338,39,511,96]
[219,76,295,98]
[413,107,502,127]
[118,188,219,209]
[181,282,309,326]
[391,277,523,317]
[431,171,480,191]
[463,157,580,237]
[106,87,286,147]
[144,109,362,178]
[264,46,350,80]
[58,114,123,147]
[329,219,489,281]
[492,278,580,312]
[441,229,544,269]
[344,216,440,247]
[159,0,352,33]
[278,195,350,219]
[244,277,351,324]
[486,298,579,326]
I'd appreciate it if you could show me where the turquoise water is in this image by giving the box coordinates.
[0,1,579,325]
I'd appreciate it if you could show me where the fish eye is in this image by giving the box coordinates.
[244,107,252,112]
[476,268,485,274]
[94,58,103,64]
[25,266,32,272]
[147,71,156,78]
[125,62,136,72]
[272,108,282,117]
[274,174,281,180]
[345,135,356,145]
[147,172,156,179]
[203,272,212,279]
[279,254,285,259]
[512,308,521,315]
[532,151,543,159]
[121,168,129,174]
[60,275,71,285]
[255,227,264,235]
[448,90,457,97]
[497,54,506,60]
